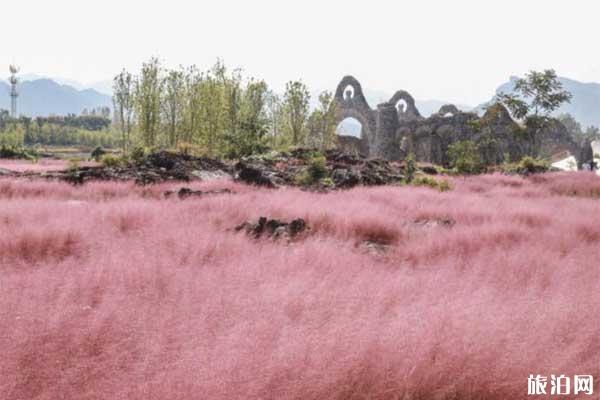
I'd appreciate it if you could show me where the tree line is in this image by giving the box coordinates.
[0,110,118,149]
[112,58,338,157]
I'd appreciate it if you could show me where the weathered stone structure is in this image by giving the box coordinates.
[334,75,593,167]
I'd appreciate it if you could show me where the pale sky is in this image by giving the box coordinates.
[3,0,599,105]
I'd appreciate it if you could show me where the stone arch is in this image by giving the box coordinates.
[438,104,460,117]
[334,76,377,153]
[388,90,421,121]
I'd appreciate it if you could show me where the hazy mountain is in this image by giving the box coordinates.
[477,76,600,128]
[0,79,112,117]
[20,74,114,96]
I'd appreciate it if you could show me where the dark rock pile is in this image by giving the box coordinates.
[10,149,422,189]
[164,187,233,199]
[235,217,308,240]
[235,149,405,189]
[413,217,456,229]
[53,151,232,185]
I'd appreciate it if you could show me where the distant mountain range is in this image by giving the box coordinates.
[0,78,112,117]
[20,74,113,96]
[477,76,600,128]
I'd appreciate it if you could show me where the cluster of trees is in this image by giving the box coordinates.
[82,107,111,118]
[497,69,573,157]
[558,113,600,142]
[33,114,111,131]
[0,110,118,148]
[446,70,586,174]
[113,58,338,157]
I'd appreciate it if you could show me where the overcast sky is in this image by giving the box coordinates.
[3,0,599,105]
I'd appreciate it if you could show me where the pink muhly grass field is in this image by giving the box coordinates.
[1,172,600,399]
[0,158,97,173]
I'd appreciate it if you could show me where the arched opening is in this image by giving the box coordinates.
[395,99,408,113]
[336,117,362,138]
[343,85,355,100]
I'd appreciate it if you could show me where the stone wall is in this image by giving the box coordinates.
[333,76,593,167]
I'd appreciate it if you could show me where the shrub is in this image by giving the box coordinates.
[411,175,453,192]
[502,156,550,175]
[297,154,328,185]
[129,147,147,164]
[0,145,38,161]
[101,154,125,168]
[404,153,416,183]
[91,146,106,162]
[447,140,484,174]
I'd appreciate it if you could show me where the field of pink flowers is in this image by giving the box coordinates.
[1,172,600,399]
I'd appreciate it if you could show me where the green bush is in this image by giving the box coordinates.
[101,154,125,168]
[130,147,146,164]
[447,140,484,174]
[297,154,328,186]
[307,155,327,181]
[411,176,453,192]
[502,156,550,175]
[404,153,416,183]
[0,145,38,161]
[91,146,106,162]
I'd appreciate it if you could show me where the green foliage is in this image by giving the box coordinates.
[101,154,125,168]
[68,159,81,171]
[22,122,121,148]
[497,69,572,157]
[129,146,147,164]
[404,153,416,183]
[502,156,550,175]
[0,145,38,161]
[91,146,106,162]
[297,154,328,186]
[113,69,135,151]
[447,140,484,174]
[108,59,320,158]
[307,91,338,151]
[0,122,25,148]
[135,57,163,147]
[35,115,111,131]
[558,113,600,142]
[410,176,453,192]
[467,119,482,133]
[282,81,310,146]
[223,80,270,158]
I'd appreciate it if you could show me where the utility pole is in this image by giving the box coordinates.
[9,65,19,118]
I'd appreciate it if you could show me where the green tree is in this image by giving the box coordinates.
[265,90,282,147]
[447,140,483,174]
[0,122,25,148]
[198,71,225,156]
[497,69,572,156]
[182,66,204,145]
[113,69,135,151]
[282,80,310,146]
[162,68,185,147]
[307,91,338,150]
[135,57,163,147]
[584,126,600,141]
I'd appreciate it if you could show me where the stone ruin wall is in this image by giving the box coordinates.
[333,75,594,167]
